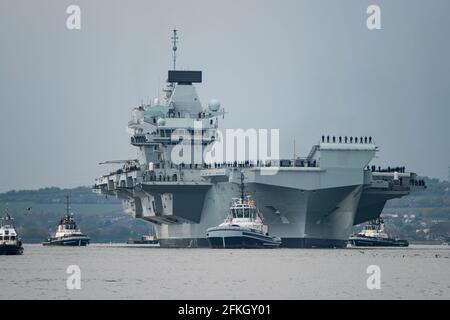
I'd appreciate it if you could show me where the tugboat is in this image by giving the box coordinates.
[349,218,409,247]
[126,234,160,246]
[0,211,24,255]
[42,195,90,246]
[206,173,281,249]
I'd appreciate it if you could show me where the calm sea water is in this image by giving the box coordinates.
[1,244,449,300]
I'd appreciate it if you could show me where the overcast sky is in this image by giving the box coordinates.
[0,0,449,192]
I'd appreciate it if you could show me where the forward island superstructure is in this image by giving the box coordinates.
[93,30,425,248]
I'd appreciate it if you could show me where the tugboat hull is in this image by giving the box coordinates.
[0,244,24,255]
[43,237,90,246]
[207,227,281,249]
[349,237,409,247]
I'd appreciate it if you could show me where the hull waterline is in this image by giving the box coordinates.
[349,237,409,247]
[207,228,281,249]
[42,237,90,246]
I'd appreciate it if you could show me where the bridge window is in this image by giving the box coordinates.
[232,208,244,218]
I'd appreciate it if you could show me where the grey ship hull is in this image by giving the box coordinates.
[153,185,409,248]
[154,181,357,248]
[95,164,424,248]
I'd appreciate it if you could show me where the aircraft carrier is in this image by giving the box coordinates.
[93,30,426,248]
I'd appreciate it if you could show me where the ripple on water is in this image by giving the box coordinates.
[0,245,449,299]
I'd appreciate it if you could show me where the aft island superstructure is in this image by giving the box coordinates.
[93,30,425,248]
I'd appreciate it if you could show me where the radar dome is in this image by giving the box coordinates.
[208,99,221,112]
[157,118,166,126]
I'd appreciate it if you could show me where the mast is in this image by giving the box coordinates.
[240,172,245,201]
[65,194,70,216]
[293,138,296,160]
[171,29,179,70]
[4,207,11,221]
